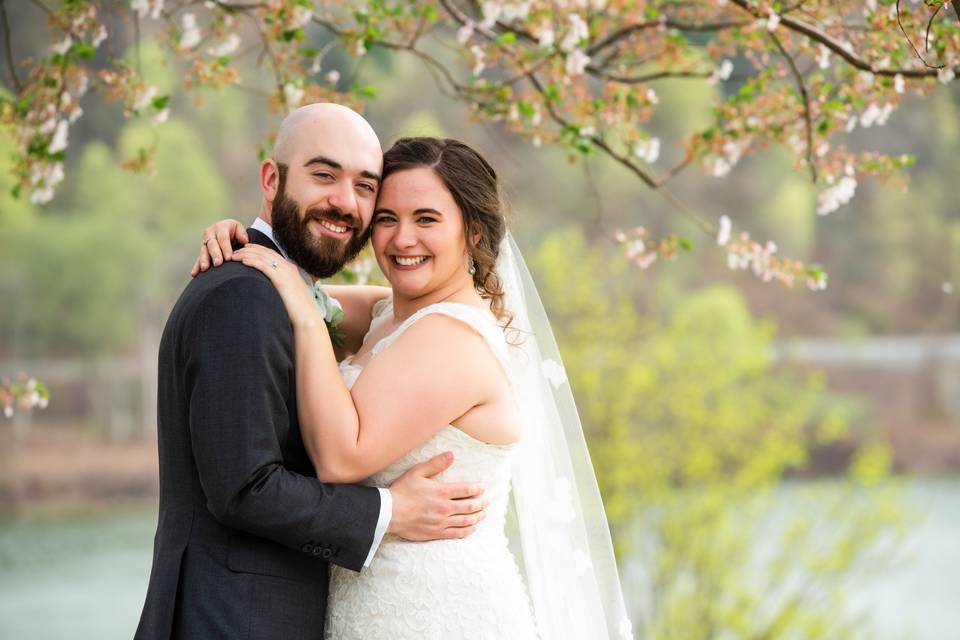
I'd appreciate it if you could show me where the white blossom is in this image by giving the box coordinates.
[52,36,73,55]
[532,135,542,148]
[133,86,158,112]
[179,13,202,50]
[541,359,567,388]
[632,137,660,164]
[938,67,955,84]
[325,70,341,84]
[856,70,875,91]
[3,405,12,419]
[289,5,313,29]
[152,108,170,126]
[709,59,734,84]
[131,0,164,20]
[207,33,240,57]
[503,2,531,21]
[646,88,658,105]
[470,45,486,76]
[578,125,595,137]
[457,21,475,45]
[894,73,905,94]
[38,396,49,410]
[817,45,831,70]
[48,120,69,153]
[717,215,732,246]
[844,114,858,133]
[711,157,732,178]
[283,83,304,107]
[943,282,953,294]
[91,24,108,48]
[565,48,590,76]
[480,1,502,29]
[766,13,780,32]
[816,175,857,215]
[560,14,589,53]
[538,24,555,49]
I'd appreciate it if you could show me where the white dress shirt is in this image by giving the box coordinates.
[251,217,392,568]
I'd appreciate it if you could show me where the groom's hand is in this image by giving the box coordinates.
[387,452,487,541]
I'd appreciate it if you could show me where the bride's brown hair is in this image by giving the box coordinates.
[381,137,511,325]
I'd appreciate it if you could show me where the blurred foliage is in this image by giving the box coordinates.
[0,117,226,354]
[531,227,905,639]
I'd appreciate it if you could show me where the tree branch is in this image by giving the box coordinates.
[0,0,22,93]
[768,31,817,182]
[729,0,957,78]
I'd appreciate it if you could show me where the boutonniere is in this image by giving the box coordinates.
[311,282,346,348]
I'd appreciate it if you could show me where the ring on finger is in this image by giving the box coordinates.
[271,260,279,270]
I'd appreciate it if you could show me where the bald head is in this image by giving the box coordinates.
[272,103,381,165]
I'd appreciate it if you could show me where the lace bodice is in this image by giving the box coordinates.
[325,298,539,640]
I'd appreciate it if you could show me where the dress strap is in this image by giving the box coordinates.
[362,296,395,346]
[370,302,513,377]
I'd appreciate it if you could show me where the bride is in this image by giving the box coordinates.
[195,136,632,639]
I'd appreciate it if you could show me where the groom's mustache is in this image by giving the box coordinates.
[303,206,361,234]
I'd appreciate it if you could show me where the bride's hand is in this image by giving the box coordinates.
[232,245,324,330]
[191,218,249,277]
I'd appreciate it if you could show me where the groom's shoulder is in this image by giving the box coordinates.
[176,262,283,317]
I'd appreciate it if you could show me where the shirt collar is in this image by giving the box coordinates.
[251,217,290,261]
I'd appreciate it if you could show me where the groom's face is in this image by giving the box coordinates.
[271,164,373,279]
[267,114,383,279]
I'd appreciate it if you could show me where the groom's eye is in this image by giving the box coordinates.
[357,182,376,193]
[313,172,334,180]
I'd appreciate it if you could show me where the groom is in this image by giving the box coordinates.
[135,104,486,639]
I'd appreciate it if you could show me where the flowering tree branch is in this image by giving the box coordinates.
[1,0,957,291]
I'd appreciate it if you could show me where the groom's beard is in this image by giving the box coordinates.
[270,182,369,280]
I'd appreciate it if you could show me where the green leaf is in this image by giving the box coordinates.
[152,95,170,110]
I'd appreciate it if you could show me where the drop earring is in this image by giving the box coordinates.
[468,257,477,275]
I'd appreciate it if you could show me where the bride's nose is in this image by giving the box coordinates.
[392,219,419,249]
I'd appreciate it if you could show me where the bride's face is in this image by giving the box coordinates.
[372,167,472,299]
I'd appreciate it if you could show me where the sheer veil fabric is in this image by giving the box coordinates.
[498,234,634,640]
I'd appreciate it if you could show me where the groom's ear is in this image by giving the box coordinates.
[260,159,281,203]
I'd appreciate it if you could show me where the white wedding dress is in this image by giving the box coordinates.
[325,298,540,640]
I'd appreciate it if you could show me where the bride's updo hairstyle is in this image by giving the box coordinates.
[381,137,511,324]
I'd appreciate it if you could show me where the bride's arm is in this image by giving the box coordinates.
[233,245,499,483]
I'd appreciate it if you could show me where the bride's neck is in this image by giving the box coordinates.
[391,276,482,322]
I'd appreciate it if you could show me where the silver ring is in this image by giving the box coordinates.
[203,237,215,246]
[271,260,278,270]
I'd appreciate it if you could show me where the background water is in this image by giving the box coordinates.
[1,478,957,639]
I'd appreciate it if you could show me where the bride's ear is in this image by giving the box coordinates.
[469,222,482,248]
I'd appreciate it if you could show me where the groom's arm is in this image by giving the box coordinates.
[184,275,380,572]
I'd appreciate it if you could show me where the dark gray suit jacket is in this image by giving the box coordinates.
[135,229,381,640]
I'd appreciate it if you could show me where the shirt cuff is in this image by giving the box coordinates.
[363,487,392,568]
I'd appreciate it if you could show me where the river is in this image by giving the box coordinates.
[1,478,957,639]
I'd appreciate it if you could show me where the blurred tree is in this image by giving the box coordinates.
[0,116,228,354]
[2,1,959,287]
[531,226,904,639]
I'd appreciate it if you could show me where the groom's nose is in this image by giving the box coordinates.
[326,180,359,219]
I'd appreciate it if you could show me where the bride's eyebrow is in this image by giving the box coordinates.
[413,208,443,216]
